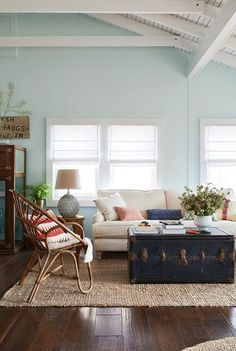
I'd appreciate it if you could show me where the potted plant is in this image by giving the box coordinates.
[179,185,226,229]
[26,183,51,208]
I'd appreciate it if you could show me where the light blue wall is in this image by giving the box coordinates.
[188,63,236,187]
[1,14,236,236]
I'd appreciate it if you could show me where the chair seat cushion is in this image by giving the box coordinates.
[92,220,160,238]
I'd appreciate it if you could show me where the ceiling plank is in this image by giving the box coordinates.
[0,35,181,47]
[188,0,236,78]
[0,0,204,14]
[214,51,236,68]
[204,3,221,19]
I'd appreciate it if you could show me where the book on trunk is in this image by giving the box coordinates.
[159,220,184,230]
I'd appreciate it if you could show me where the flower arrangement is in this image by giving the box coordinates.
[179,185,226,216]
[26,183,51,201]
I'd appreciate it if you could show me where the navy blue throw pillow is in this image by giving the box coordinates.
[147,209,182,220]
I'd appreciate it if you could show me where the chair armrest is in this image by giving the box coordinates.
[93,212,105,224]
[57,217,66,224]
[65,222,85,239]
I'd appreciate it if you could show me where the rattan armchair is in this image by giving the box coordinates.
[10,190,93,303]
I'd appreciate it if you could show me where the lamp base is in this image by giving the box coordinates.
[58,192,79,217]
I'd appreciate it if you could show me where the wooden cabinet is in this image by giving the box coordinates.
[0,145,26,254]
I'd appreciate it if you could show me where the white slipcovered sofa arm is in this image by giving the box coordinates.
[92,211,105,224]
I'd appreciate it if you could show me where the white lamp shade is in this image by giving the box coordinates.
[55,169,81,190]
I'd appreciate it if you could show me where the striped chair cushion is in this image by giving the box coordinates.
[31,209,70,243]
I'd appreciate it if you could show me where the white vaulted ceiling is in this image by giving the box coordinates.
[1,0,236,77]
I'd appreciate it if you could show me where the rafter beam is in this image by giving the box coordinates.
[139,14,236,53]
[91,14,171,36]
[0,0,204,14]
[0,35,181,47]
[138,14,207,37]
[188,0,236,78]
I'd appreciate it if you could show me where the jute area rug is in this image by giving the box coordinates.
[182,337,236,351]
[1,255,236,307]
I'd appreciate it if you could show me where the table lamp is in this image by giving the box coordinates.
[55,169,81,217]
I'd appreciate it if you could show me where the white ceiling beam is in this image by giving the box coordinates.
[0,13,234,70]
[0,0,204,14]
[188,0,236,78]
[0,35,181,47]
[204,3,221,19]
[138,14,207,37]
[91,14,171,36]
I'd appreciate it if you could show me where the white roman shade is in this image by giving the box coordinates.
[52,125,99,161]
[109,125,157,163]
[206,126,236,165]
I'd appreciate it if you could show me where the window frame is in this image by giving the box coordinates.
[46,118,160,207]
[200,118,236,186]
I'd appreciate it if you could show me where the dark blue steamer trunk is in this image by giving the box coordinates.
[128,227,235,284]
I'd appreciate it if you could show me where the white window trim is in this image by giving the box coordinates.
[46,118,160,207]
[200,118,236,185]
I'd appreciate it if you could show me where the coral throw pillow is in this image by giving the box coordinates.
[115,206,145,221]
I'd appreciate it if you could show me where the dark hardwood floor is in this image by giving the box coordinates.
[0,251,236,351]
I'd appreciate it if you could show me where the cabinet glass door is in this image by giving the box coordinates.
[0,180,6,247]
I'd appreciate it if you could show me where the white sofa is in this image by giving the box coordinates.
[92,189,236,259]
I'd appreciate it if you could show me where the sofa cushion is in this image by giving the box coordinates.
[115,206,145,221]
[147,209,182,220]
[97,189,166,213]
[165,190,182,210]
[94,192,126,221]
[92,220,160,239]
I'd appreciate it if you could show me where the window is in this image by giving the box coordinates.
[109,125,157,189]
[47,119,159,206]
[200,119,236,194]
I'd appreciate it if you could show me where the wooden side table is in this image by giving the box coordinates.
[59,215,85,237]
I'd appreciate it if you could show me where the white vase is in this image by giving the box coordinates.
[194,215,213,231]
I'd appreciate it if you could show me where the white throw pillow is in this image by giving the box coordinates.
[94,193,126,221]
